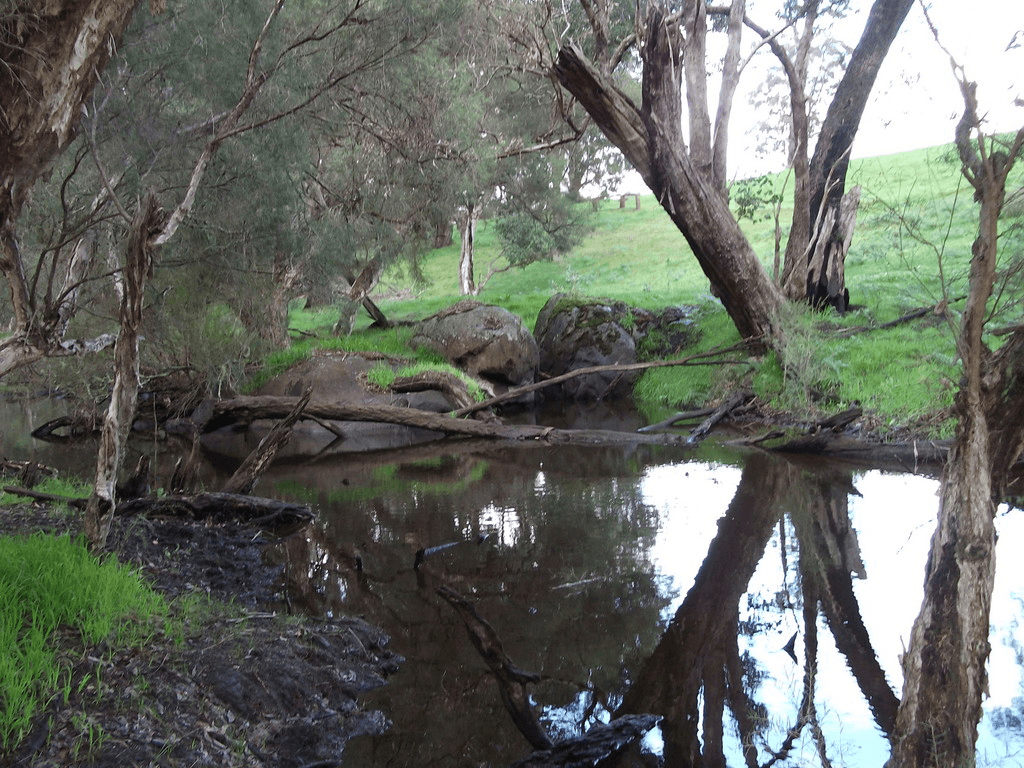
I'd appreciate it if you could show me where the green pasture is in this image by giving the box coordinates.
[289,140,1024,436]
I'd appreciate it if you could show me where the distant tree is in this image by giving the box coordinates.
[445,0,606,297]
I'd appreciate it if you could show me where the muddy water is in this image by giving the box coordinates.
[5,398,1024,765]
[245,412,1024,767]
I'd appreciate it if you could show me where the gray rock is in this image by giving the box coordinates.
[534,294,700,401]
[410,300,539,391]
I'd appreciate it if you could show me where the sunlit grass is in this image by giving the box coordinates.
[0,533,168,751]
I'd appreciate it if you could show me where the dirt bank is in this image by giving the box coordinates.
[0,503,401,768]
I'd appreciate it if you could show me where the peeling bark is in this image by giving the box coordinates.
[887,83,1024,766]
[84,190,161,550]
[0,1,140,377]
[457,201,479,296]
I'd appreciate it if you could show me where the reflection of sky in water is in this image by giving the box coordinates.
[636,464,1024,767]
[478,501,524,547]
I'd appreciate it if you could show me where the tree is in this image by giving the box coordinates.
[887,53,1024,766]
[440,0,605,297]
[550,0,915,348]
[0,0,141,377]
[0,0,471,547]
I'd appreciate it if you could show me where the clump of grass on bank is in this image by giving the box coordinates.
[0,532,169,751]
[244,324,440,392]
[365,361,487,403]
[0,475,90,507]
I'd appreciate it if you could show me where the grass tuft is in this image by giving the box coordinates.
[0,533,167,751]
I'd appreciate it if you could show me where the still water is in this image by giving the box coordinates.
[250,429,1024,766]
[4,398,1024,765]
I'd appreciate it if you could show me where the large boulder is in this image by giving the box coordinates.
[534,294,700,401]
[410,301,539,391]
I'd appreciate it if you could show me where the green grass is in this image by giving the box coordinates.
[0,475,91,507]
[0,532,168,751]
[278,139,1024,434]
[365,361,487,403]
[244,324,447,393]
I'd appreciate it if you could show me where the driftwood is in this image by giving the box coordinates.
[116,454,152,500]
[115,492,313,531]
[637,406,717,433]
[510,714,661,768]
[637,391,753,442]
[221,387,312,495]
[437,585,553,751]
[767,434,949,469]
[389,370,479,413]
[689,390,754,442]
[203,396,690,447]
[452,341,756,418]
[832,298,960,339]
[810,404,863,432]
[0,460,56,487]
[31,414,101,442]
[169,425,201,495]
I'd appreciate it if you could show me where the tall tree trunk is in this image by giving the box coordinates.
[457,201,479,296]
[710,0,746,197]
[888,88,1024,766]
[553,12,784,350]
[268,253,300,347]
[681,0,712,182]
[84,191,160,550]
[333,260,385,336]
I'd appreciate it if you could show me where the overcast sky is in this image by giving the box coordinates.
[615,1,1024,190]
[852,0,1024,160]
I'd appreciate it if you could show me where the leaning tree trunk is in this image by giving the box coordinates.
[887,92,1024,766]
[84,191,161,550]
[553,10,784,351]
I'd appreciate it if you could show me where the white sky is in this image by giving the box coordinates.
[853,0,1024,161]
[616,1,1024,190]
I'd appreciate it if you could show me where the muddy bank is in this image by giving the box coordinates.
[0,503,401,768]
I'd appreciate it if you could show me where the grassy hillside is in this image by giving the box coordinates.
[289,140,1024,437]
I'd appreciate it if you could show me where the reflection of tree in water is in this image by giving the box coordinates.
[271,444,917,765]
[277,445,673,765]
[613,453,899,767]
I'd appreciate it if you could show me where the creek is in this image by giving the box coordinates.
[3,398,1024,766]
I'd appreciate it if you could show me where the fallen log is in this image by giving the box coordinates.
[389,370,478,412]
[115,491,314,531]
[2,485,87,509]
[766,434,949,469]
[688,390,754,443]
[203,396,691,448]
[30,414,101,442]
[637,406,717,433]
